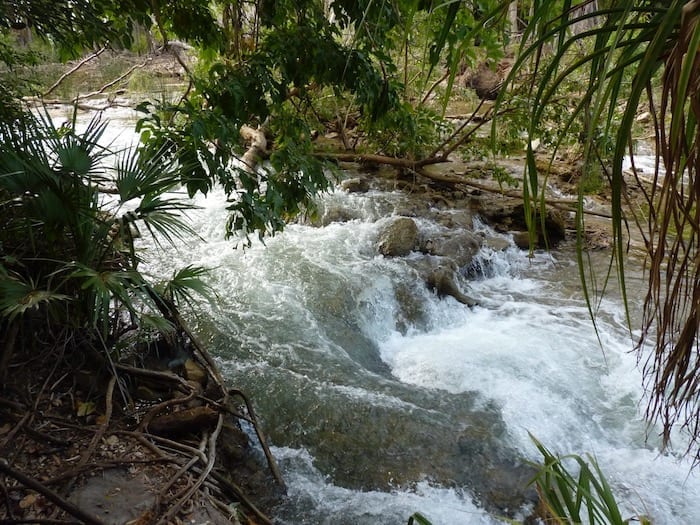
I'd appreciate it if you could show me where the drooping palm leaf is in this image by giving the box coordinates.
[637,0,700,454]
[497,0,700,457]
[160,265,216,308]
[0,276,70,321]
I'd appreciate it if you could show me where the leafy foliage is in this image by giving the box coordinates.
[406,511,433,525]
[528,435,650,525]
[5,0,700,470]
[0,108,207,351]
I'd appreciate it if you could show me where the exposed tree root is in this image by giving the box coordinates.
[0,311,281,524]
[0,461,105,525]
[228,388,286,490]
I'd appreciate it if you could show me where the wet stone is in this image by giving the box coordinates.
[69,470,155,525]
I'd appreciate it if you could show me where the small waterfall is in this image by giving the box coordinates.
[64,109,700,524]
[145,184,700,525]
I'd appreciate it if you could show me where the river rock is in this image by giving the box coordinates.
[484,236,511,252]
[420,230,482,268]
[341,177,370,193]
[476,200,567,248]
[512,231,531,250]
[320,206,359,225]
[377,217,419,256]
[426,266,478,306]
[435,209,473,229]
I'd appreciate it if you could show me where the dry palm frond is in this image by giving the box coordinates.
[496,0,700,458]
[638,0,700,455]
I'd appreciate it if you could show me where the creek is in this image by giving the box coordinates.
[67,107,700,524]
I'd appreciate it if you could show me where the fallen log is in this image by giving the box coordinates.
[148,406,219,437]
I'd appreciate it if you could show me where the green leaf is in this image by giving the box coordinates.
[160,265,216,307]
[407,511,433,525]
[0,278,70,320]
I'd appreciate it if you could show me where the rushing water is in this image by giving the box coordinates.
[138,184,700,525]
[66,108,700,524]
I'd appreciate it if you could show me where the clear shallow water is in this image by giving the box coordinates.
[141,185,700,525]
[62,109,700,523]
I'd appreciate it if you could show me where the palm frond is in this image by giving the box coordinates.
[160,265,216,307]
[0,276,70,321]
[139,313,176,334]
[68,263,144,333]
[114,143,182,202]
[133,194,199,246]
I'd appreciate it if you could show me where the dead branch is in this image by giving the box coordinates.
[428,98,488,160]
[0,322,19,385]
[76,58,151,100]
[0,413,30,452]
[41,458,174,485]
[153,433,207,516]
[43,46,108,97]
[0,397,25,412]
[0,460,104,525]
[118,431,206,463]
[114,363,191,392]
[421,70,450,105]
[140,289,226,392]
[0,518,80,525]
[0,411,70,447]
[1,475,14,520]
[21,98,133,111]
[77,375,116,470]
[228,389,286,490]
[209,470,274,525]
[318,152,429,169]
[419,172,614,219]
[155,414,223,525]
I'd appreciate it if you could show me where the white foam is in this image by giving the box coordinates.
[273,447,507,525]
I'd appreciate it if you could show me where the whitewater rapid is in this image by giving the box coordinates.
[141,184,700,524]
[62,107,700,523]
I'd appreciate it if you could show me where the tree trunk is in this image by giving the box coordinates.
[508,1,519,38]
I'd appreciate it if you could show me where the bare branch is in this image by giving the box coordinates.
[43,46,108,97]
[0,460,105,525]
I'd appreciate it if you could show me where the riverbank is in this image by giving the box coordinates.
[1,47,661,524]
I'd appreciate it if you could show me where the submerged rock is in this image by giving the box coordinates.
[426,265,478,307]
[341,177,370,193]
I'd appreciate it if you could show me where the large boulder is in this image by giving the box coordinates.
[341,177,370,193]
[420,230,482,268]
[377,217,419,256]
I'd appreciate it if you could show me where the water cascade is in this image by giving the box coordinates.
[63,107,700,524]
[144,184,700,525]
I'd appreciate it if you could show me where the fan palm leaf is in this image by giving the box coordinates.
[0,105,201,346]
